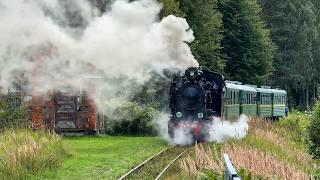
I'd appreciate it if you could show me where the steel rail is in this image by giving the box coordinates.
[154,148,189,180]
[118,148,169,180]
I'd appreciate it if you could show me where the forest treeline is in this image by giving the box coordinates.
[159,0,320,110]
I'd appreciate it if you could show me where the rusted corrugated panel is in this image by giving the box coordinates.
[87,98,96,129]
[31,96,44,129]
[48,95,56,130]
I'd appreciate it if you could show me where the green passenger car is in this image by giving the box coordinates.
[238,85,257,116]
[224,83,240,120]
[224,82,287,119]
[256,88,273,117]
[272,89,287,117]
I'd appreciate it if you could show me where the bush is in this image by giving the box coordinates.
[0,129,68,179]
[106,102,159,136]
[0,96,29,132]
[308,100,320,159]
[277,111,310,143]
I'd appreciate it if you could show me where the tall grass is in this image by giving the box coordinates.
[176,116,317,179]
[179,143,223,178]
[0,129,67,179]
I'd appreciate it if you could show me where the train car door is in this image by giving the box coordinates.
[55,92,77,129]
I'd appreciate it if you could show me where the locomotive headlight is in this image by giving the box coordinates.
[198,113,204,119]
[189,71,195,77]
[176,112,182,118]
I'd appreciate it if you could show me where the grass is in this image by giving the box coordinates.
[127,146,189,179]
[166,115,319,179]
[45,136,168,180]
[0,129,67,180]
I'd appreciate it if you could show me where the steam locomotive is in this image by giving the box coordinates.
[168,67,287,141]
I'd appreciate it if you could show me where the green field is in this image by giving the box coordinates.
[45,136,168,180]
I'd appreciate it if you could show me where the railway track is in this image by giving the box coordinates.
[118,146,191,180]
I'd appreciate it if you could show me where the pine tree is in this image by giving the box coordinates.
[160,0,185,17]
[260,0,317,108]
[220,0,276,85]
[180,0,225,73]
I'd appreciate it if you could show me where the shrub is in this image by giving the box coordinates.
[308,100,320,159]
[0,96,29,132]
[277,111,310,143]
[0,129,68,179]
[106,102,159,136]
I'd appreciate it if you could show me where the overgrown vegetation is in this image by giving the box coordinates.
[308,100,320,159]
[0,129,67,179]
[167,116,319,179]
[0,96,28,132]
[106,102,159,136]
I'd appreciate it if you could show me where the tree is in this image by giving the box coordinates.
[160,0,185,17]
[220,0,276,85]
[260,0,317,109]
[180,0,225,73]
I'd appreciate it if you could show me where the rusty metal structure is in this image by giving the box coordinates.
[29,90,105,135]
[6,45,105,135]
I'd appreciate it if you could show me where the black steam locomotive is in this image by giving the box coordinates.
[168,67,225,141]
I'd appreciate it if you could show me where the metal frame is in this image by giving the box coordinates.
[224,154,241,180]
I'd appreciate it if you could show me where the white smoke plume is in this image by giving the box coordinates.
[0,0,198,111]
[209,114,249,143]
[157,114,249,145]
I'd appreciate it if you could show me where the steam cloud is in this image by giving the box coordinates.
[0,0,198,108]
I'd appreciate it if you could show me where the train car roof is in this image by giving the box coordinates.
[255,88,273,93]
[238,84,257,92]
[226,83,257,92]
[272,89,287,94]
[225,82,242,90]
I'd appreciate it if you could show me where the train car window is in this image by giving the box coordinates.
[231,91,234,104]
[237,91,239,104]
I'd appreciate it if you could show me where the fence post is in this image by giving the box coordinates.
[223,154,241,180]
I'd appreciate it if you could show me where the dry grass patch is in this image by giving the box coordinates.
[0,129,67,179]
[224,143,309,179]
[174,117,317,179]
[179,143,223,178]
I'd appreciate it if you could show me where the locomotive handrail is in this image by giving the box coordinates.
[223,154,241,180]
